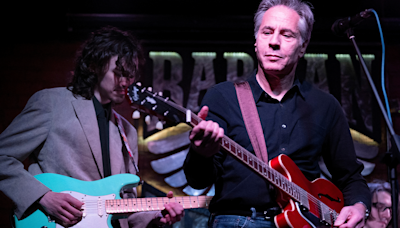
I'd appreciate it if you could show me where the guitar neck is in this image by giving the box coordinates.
[106,195,212,214]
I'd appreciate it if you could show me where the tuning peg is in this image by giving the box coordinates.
[147,87,152,92]
[136,82,142,86]
[156,120,164,130]
[158,91,163,96]
[132,110,140,119]
[145,115,151,125]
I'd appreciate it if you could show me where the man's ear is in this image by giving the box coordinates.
[299,40,309,58]
[254,41,258,52]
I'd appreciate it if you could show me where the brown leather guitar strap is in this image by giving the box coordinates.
[234,81,268,162]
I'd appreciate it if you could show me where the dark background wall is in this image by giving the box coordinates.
[1,0,400,227]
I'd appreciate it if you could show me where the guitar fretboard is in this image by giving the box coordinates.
[106,195,212,214]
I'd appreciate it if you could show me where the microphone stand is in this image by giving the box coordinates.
[345,28,399,227]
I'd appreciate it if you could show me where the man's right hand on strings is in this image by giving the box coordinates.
[189,106,224,158]
[39,191,84,227]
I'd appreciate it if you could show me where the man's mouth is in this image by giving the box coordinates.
[265,54,282,61]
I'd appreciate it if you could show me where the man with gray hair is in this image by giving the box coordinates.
[184,0,371,227]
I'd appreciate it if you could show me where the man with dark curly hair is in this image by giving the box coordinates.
[0,26,184,228]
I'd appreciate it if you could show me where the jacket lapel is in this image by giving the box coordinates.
[72,98,104,178]
[109,113,124,174]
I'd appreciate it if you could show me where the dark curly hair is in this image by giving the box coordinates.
[68,26,144,99]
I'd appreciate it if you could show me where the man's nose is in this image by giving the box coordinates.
[381,208,392,220]
[269,33,280,50]
[119,77,131,87]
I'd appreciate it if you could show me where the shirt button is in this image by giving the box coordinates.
[282,124,287,129]
[281,148,286,152]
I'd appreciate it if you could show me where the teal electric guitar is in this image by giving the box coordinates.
[14,173,212,228]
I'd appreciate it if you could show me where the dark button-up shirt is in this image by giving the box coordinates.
[184,70,370,214]
[93,97,112,177]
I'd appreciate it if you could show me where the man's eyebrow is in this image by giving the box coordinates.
[260,25,274,30]
[260,26,297,34]
[281,28,297,34]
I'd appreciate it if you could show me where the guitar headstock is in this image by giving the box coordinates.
[127,83,188,125]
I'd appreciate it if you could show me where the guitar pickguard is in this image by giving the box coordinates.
[54,191,116,228]
[296,202,332,228]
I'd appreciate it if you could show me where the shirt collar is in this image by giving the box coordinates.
[93,96,112,120]
[248,69,306,103]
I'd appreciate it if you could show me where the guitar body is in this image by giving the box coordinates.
[270,154,344,228]
[14,173,140,228]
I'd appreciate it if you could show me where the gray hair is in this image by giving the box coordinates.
[368,180,391,195]
[254,0,315,44]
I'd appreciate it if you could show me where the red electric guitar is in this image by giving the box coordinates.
[127,83,344,228]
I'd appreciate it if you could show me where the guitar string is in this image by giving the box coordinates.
[105,197,212,212]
